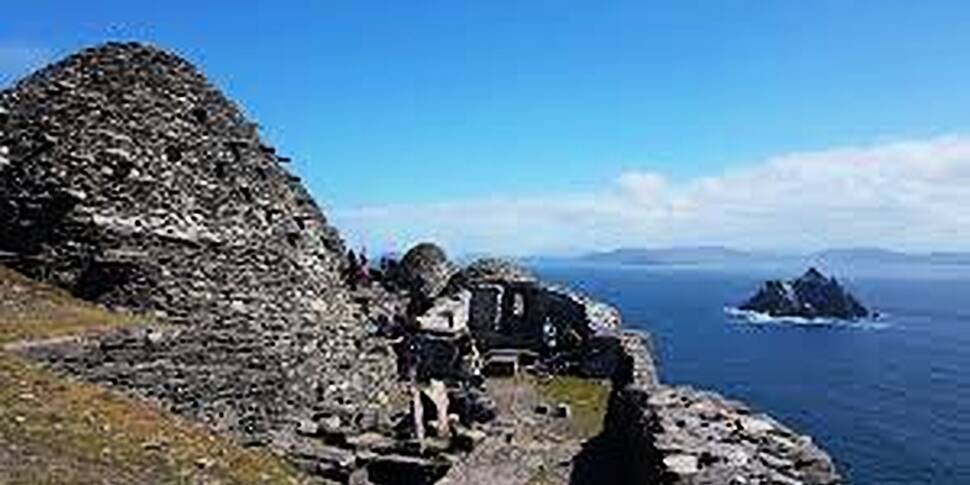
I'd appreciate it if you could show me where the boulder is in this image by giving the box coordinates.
[398,242,457,300]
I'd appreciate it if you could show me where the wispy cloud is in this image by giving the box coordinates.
[333,135,970,256]
[0,44,51,87]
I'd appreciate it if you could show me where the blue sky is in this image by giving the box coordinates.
[4,1,970,254]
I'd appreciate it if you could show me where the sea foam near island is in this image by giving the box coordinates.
[723,306,890,329]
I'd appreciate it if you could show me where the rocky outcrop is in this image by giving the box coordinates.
[739,268,869,320]
[397,243,457,300]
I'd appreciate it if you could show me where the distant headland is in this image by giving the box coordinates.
[570,246,970,266]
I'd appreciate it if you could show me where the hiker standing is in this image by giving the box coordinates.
[346,249,360,290]
[358,246,370,286]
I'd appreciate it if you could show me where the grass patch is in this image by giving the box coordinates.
[0,266,135,345]
[0,305,132,346]
[0,265,310,484]
[526,466,555,485]
[0,354,306,484]
[535,375,610,439]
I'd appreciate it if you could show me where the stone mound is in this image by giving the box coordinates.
[1,43,407,481]
[0,41,347,321]
[398,242,456,299]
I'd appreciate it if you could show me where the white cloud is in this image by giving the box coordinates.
[333,135,970,256]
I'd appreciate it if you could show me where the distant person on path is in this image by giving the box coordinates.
[378,255,399,290]
[346,249,360,290]
[358,247,371,287]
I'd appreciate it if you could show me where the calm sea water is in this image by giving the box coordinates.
[533,261,970,485]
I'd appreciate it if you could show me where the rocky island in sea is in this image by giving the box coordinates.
[737,268,870,321]
[0,43,842,484]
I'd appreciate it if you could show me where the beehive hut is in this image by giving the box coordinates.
[0,43,407,480]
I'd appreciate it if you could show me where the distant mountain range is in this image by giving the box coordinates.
[578,246,760,265]
[807,248,970,265]
[571,246,970,265]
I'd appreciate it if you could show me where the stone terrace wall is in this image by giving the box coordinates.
[600,335,842,485]
[612,330,659,388]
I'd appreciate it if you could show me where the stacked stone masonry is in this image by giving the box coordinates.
[0,42,408,483]
[602,337,842,485]
[0,44,844,485]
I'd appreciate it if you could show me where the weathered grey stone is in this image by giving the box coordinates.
[415,290,471,334]
[468,284,503,332]
[600,383,841,485]
[465,278,621,359]
[664,454,699,475]
[0,42,408,480]
[321,415,343,435]
[398,242,456,300]
[451,258,536,288]
[296,418,321,437]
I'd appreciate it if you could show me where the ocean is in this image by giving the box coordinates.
[533,261,970,485]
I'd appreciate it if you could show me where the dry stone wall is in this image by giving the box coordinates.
[600,335,842,485]
[0,42,346,320]
[0,42,408,482]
